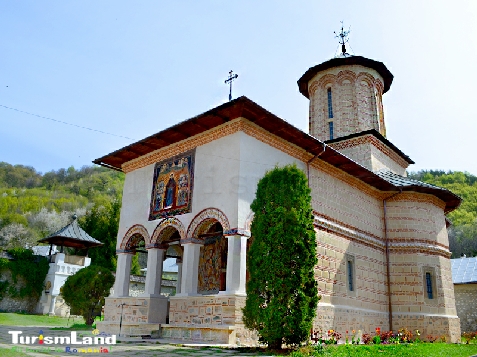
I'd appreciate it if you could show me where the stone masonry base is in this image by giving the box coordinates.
[97,296,168,337]
[313,303,460,343]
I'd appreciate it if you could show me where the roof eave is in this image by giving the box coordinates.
[297,55,394,98]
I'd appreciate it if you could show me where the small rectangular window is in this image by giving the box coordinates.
[347,260,354,291]
[425,272,433,299]
[329,122,334,140]
[327,88,334,118]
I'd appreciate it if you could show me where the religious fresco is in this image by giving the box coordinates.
[198,235,227,294]
[149,150,195,220]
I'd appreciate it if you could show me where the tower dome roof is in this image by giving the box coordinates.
[297,55,394,98]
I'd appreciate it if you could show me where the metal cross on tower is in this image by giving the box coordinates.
[224,70,238,101]
[334,21,350,55]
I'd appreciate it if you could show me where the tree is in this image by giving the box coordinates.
[62,265,115,325]
[78,200,121,272]
[0,223,38,249]
[242,164,319,349]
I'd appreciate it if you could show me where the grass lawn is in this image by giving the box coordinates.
[0,347,30,357]
[0,313,83,327]
[310,343,477,357]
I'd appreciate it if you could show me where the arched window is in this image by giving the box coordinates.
[425,272,433,299]
[327,87,334,119]
[329,121,334,140]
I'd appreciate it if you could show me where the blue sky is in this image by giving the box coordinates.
[1,1,476,175]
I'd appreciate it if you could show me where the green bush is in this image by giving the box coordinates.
[243,164,319,349]
[0,248,49,301]
[62,265,114,325]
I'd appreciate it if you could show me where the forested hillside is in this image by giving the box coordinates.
[408,170,477,257]
[0,162,124,264]
[1,162,476,264]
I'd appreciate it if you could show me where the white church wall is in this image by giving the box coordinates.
[117,164,158,248]
[237,131,305,228]
[117,131,243,244]
[192,131,242,228]
[309,164,384,238]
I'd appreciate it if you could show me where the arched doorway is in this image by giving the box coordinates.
[149,218,185,296]
[115,225,150,297]
[197,221,227,294]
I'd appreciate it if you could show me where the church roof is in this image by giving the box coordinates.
[94,96,460,213]
[326,129,415,165]
[297,55,394,98]
[452,257,477,284]
[38,216,103,249]
[376,170,461,211]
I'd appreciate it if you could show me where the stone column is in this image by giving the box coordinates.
[48,295,57,315]
[112,252,133,297]
[222,235,248,295]
[176,258,182,295]
[142,247,166,297]
[178,241,202,296]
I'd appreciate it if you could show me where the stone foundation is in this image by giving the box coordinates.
[393,314,460,343]
[163,294,258,345]
[160,324,234,343]
[97,296,168,337]
[313,303,389,335]
[313,303,460,343]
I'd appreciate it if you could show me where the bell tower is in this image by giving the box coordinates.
[297,36,413,175]
[298,55,391,141]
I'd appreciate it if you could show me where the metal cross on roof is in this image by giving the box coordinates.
[224,70,238,101]
[334,21,350,56]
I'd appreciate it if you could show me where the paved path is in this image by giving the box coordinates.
[0,325,274,357]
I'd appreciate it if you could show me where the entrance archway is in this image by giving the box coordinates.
[197,221,227,294]
[115,224,150,297]
[149,218,185,296]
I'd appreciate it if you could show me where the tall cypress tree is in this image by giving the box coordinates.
[243,164,319,349]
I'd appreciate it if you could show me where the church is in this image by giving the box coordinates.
[94,47,461,344]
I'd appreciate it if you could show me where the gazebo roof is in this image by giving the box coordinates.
[38,216,103,249]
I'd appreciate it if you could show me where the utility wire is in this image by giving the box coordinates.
[0,104,136,141]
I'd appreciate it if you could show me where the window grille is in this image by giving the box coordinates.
[425,272,433,299]
[327,88,333,118]
[347,260,354,291]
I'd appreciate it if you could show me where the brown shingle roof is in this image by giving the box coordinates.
[94,96,460,213]
[297,55,394,98]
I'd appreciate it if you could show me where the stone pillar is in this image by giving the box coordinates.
[176,258,182,295]
[222,235,248,295]
[142,248,165,297]
[178,242,201,296]
[48,295,57,315]
[112,253,133,297]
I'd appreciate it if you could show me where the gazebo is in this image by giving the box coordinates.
[36,215,103,315]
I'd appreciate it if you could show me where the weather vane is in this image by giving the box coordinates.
[225,70,238,101]
[334,21,350,56]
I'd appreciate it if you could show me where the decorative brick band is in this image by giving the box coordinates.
[389,238,449,251]
[388,192,446,210]
[119,224,151,250]
[123,119,245,173]
[313,212,385,251]
[328,134,410,169]
[121,117,386,201]
[388,242,451,258]
[151,217,186,244]
[313,212,450,257]
[186,207,231,238]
